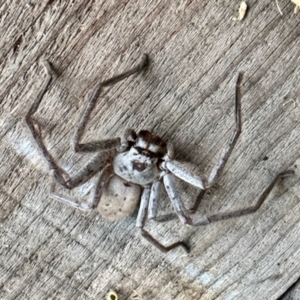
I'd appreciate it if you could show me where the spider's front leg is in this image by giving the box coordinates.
[25,56,150,217]
[26,55,148,191]
[25,61,114,192]
[161,72,294,226]
[72,54,149,153]
[162,72,243,213]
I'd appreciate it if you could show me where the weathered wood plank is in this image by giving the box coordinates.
[1,1,300,299]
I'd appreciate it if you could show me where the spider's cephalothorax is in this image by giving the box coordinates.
[26,54,294,253]
[114,130,168,186]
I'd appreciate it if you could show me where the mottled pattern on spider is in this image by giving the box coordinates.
[25,54,293,253]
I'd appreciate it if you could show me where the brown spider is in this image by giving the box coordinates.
[25,54,293,253]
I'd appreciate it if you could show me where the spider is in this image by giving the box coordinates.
[25,54,293,253]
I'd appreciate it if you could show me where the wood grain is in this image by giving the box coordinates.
[1,1,300,299]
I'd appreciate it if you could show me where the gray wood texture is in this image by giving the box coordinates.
[1,1,300,299]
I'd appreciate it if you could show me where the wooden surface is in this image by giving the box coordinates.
[1,1,300,299]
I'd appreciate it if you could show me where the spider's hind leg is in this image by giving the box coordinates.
[50,164,112,212]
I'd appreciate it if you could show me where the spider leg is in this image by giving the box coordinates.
[50,165,112,211]
[27,109,110,189]
[164,160,205,189]
[152,191,206,221]
[162,160,207,215]
[147,178,204,222]
[147,180,182,222]
[165,73,242,190]
[163,73,243,212]
[148,180,161,219]
[25,61,63,180]
[25,62,112,189]
[137,187,190,253]
[188,189,206,213]
[50,186,93,212]
[202,170,294,223]
[164,170,294,226]
[206,72,243,188]
[163,173,192,224]
[72,54,149,153]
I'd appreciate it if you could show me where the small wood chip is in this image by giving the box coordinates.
[291,0,300,13]
[233,1,247,21]
[107,290,118,300]
[275,0,283,15]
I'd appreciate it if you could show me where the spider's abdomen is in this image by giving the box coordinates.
[113,148,161,186]
[97,175,141,221]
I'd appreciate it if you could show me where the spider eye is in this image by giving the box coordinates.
[135,130,168,158]
[134,146,165,158]
[134,147,152,157]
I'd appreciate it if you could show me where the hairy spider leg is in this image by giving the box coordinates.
[147,179,205,223]
[205,72,243,188]
[164,72,242,198]
[50,165,112,211]
[147,180,161,219]
[72,54,149,153]
[137,186,190,253]
[164,170,294,226]
[152,72,241,218]
[132,169,293,250]
[25,61,112,190]
[25,55,148,191]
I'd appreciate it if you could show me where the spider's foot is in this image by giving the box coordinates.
[167,240,190,253]
[30,119,43,136]
[280,170,294,178]
[43,60,57,78]
[180,241,190,253]
[139,54,150,70]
